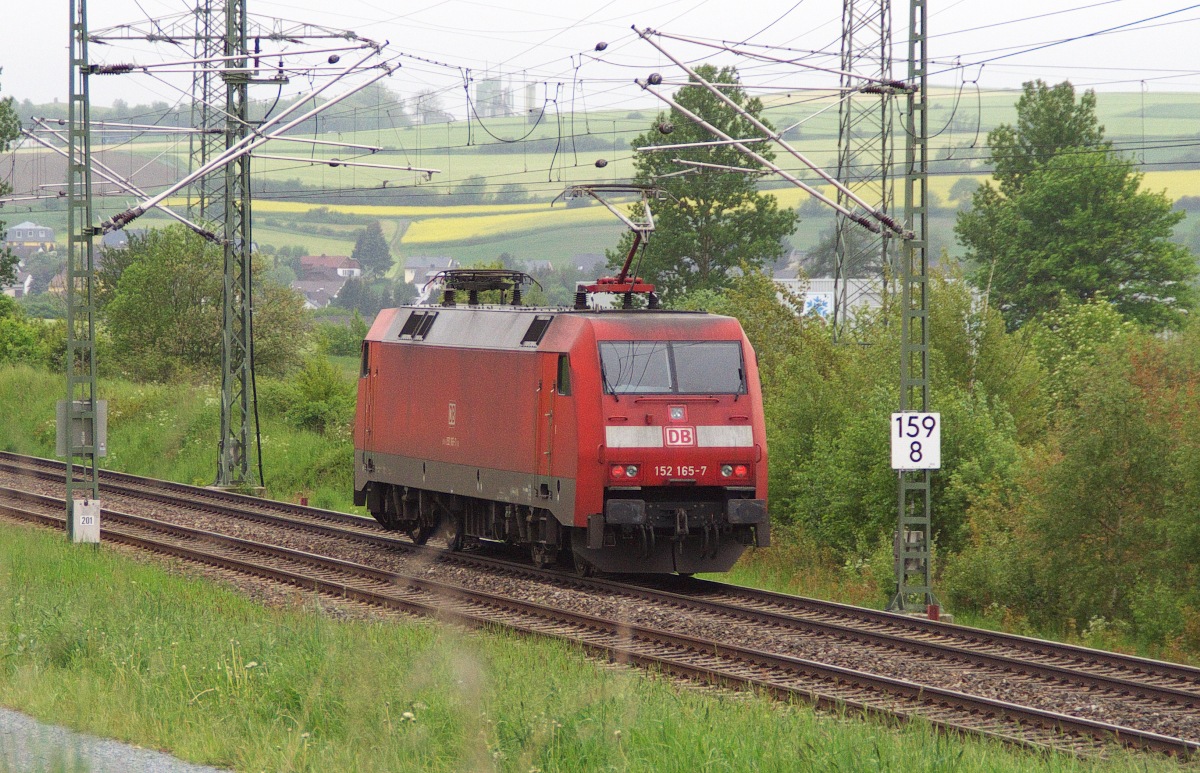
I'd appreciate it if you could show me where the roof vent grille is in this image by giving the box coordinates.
[399,310,438,340]
[521,315,554,346]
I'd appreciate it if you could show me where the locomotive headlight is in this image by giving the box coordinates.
[720,464,734,477]
[611,465,626,478]
[625,465,639,478]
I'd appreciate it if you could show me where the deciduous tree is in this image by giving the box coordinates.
[607,65,797,302]
[105,226,309,381]
[0,75,22,288]
[957,80,1197,330]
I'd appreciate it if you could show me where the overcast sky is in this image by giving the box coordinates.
[2,0,1199,110]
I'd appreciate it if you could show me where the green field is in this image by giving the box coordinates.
[10,89,1200,266]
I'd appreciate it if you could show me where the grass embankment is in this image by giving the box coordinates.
[0,365,358,513]
[0,522,1185,773]
[4,361,1186,664]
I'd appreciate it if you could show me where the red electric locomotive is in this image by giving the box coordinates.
[353,270,769,574]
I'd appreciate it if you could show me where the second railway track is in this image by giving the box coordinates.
[2,451,1198,758]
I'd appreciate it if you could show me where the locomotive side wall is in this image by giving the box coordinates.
[357,340,578,524]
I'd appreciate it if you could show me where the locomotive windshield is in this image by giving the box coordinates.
[599,341,745,395]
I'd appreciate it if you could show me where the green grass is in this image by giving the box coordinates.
[252,224,358,257]
[0,365,359,513]
[397,223,625,268]
[0,521,1188,773]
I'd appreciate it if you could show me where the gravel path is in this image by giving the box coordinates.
[4,470,1200,744]
[0,707,228,773]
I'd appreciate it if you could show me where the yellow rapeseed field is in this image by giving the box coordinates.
[166,168,1200,252]
[252,199,555,219]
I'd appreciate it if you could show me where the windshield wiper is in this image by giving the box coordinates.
[601,362,619,402]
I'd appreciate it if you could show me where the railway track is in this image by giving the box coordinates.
[2,452,1198,757]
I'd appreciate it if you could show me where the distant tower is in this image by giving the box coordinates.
[525,81,538,124]
[833,0,894,337]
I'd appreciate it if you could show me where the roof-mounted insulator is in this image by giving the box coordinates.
[426,268,542,306]
[91,64,136,75]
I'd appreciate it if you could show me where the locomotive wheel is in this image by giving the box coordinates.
[409,522,433,545]
[530,543,553,569]
[573,554,595,578]
[442,513,465,552]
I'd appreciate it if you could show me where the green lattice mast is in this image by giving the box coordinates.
[889,0,938,613]
[216,0,258,488]
[65,0,100,535]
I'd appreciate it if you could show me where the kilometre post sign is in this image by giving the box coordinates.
[891,412,940,470]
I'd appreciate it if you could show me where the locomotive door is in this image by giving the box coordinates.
[534,353,556,500]
[361,341,375,452]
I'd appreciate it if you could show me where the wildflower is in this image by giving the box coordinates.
[244,661,258,669]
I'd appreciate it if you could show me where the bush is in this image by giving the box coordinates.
[315,312,369,357]
[257,357,356,436]
[104,226,310,382]
[0,295,55,368]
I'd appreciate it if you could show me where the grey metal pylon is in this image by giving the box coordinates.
[216,0,258,489]
[66,0,100,533]
[833,0,895,338]
[888,0,938,613]
[188,0,225,221]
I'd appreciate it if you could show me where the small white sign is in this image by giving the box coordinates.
[891,412,941,470]
[72,500,101,544]
[803,292,833,318]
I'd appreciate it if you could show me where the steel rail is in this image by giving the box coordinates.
[0,488,1193,758]
[4,452,1200,703]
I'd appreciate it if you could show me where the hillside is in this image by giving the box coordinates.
[7,88,1200,269]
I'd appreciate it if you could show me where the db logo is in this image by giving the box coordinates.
[664,426,695,446]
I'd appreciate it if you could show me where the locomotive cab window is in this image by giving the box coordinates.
[360,341,370,378]
[599,341,745,395]
[556,354,572,396]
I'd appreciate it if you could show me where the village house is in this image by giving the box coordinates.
[4,222,56,258]
[297,255,362,280]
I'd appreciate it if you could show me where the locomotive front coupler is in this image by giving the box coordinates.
[673,508,689,538]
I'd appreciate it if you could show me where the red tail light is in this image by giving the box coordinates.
[734,465,748,478]
[611,465,626,478]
